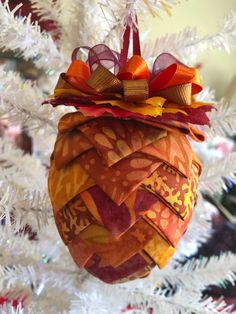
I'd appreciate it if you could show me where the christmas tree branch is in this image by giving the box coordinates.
[199,151,236,193]
[30,0,62,24]
[99,0,180,48]
[71,278,233,314]
[160,252,236,294]
[0,69,61,131]
[204,97,236,138]
[0,1,64,70]
[0,139,52,231]
[58,0,106,57]
[144,11,236,63]
[0,303,23,314]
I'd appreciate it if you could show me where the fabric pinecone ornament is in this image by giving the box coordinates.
[45,16,213,284]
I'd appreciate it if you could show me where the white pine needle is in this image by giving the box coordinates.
[0,69,63,131]
[204,97,236,138]
[30,0,62,24]
[0,1,64,70]
[200,152,236,193]
[144,11,236,64]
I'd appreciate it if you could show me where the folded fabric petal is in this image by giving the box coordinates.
[78,150,162,205]
[142,162,199,219]
[144,200,193,247]
[54,130,93,169]
[58,111,94,133]
[80,187,158,237]
[140,131,192,177]
[55,194,94,244]
[48,159,95,212]
[84,253,151,284]
[79,117,166,166]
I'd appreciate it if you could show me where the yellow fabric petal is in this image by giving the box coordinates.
[190,101,213,108]
[145,97,165,107]
[95,97,166,117]
[48,159,95,213]
[144,233,175,269]
[163,107,188,115]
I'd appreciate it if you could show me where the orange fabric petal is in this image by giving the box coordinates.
[143,200,193,247]
[79,117,166,166]
[78,150,162,205]
[141,131,192,177]
[55,195,94,244]
[54,130,93,169]
[58,112,94,134]
[48,159,95,213]
[143,162,199,219]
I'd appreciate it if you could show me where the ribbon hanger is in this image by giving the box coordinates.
[119,12,141,68]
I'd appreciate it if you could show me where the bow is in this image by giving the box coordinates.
[53,51,203,117]
[44,15,214,141]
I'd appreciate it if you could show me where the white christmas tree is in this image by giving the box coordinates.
[0,1,236,313]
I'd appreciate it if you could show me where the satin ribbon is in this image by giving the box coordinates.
[54,53,202,111]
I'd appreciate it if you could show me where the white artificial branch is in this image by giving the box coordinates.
[197,87,216,103]
[1,264,77,303]
[0,69,63,132]
[0,224,90,312]
[0,139,52,230]
[0,303,23,314]
[0,139,46,190]
[204,97,236,138]
[144,11,236,64]
[98,0,180,50]
[70,277,233,314]
[0,1,65,70]
[58,0,106,58]
[199,151,236,193]
[30,0,62,24]
[169,252,236,290]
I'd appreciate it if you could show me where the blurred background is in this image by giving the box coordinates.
[141,0,236,99]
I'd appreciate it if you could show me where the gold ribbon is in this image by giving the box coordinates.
[87,65,149,103]
[157,83,192,106]
[123,79,149,102]
[87,65,122,94]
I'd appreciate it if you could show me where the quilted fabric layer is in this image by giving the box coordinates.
[48,112,201,284]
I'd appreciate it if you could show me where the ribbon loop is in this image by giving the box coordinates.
[157,83,192,106]
[118,55,150,81]
[87,65,122,94]
[67,60,91,80]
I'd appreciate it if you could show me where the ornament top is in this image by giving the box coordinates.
[44,14,213,142]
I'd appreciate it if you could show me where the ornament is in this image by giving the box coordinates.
[45,15,213,284]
